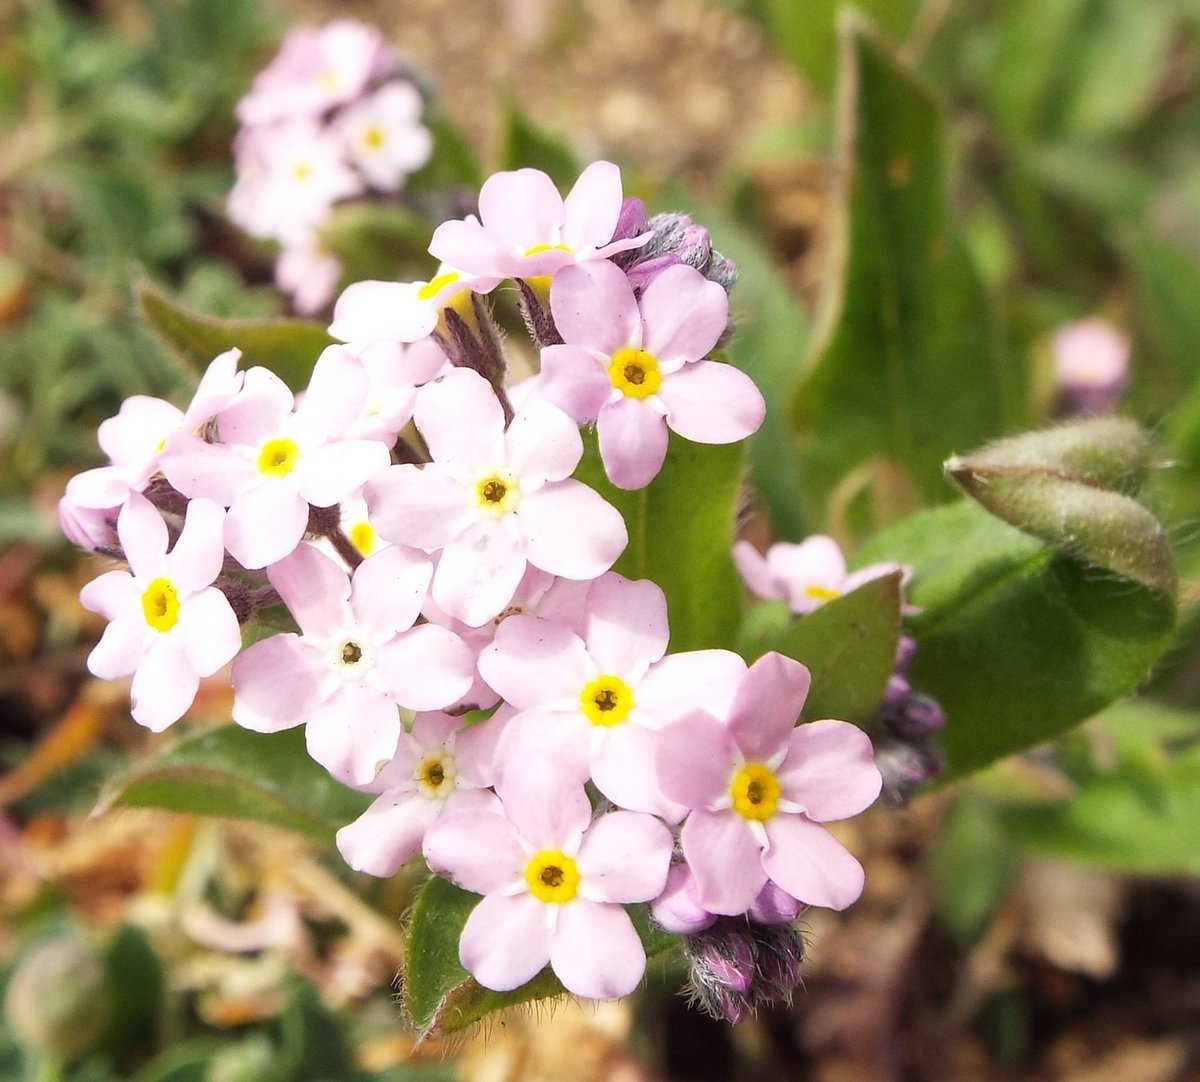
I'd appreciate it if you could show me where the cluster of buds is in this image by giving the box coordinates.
[228,20,433,313]
[63,160,887,1006]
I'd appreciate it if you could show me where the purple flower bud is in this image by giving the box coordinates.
[683,915,807,1021]
[897,693,946,738]
[747,881,803,926]
[754,924,804,999]
[880,673,911,712]
[874,736,944,806]
[611,197,649,244]
[894,633,917,675]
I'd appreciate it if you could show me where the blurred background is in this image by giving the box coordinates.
[3,0,1200,1079]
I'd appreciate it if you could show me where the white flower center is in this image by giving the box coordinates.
[328,629,376,680]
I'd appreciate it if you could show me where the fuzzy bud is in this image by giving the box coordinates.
[682,916,807,1022]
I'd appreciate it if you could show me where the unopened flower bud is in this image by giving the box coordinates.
[683,916,807,1021]
[4,934,111,1063]
[894,693,946,739]
[1053,318,1129,417]
[611,197,649,244]
[753,923,804,998]
[874,735,944,806]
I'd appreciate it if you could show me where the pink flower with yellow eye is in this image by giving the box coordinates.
[79,494,241,732]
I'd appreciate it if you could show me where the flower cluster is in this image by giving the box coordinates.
[63,160,886,1008]
[228,20,433,313]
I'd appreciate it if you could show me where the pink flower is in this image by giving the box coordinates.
[365,368,627,626]
[236,20,394,127]
[478,574,747,817]
[1052,317,1129,414]
[732,535,907,615]
[337,82,432,190]
[59,350,245,539]
[539,261,765,489]
[428,161,648,280]
[336,711,501,877]
[160,350,390,569]
[340,338,449,443]
[329,261,501,346]
[422,758,674,999]
[79,494,240,732]
[656,653,882,915]
[275,233,342,315]
[231,544,475,786]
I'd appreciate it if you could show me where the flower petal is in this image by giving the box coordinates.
[376,624,475,711]
[551,899,645,999]
[726,652,811,762]
[423,809,524,893]
[459,893,552,992]
[576,810,673,903]
[117,493,167,578]
[537,345,611,424]
[761,815,866,911]
[167,498,226,592]
[776,719,883,821]
[224,481,309,570]
[639,264,728,362]
[654,710,734,808]
[305,682,401,786]
[584,574,668,676]
[659,360,765,444]
[636,649,747,729]
[336,792,440,877]
[517,481,626,580]
[178,588,242,677]
[130,637,199,732]
[596,397,668,490]
[550,261,641,356]
[681,809,767,916]
[366,463,473,550]
[231,634,322,733]
[414,368,506,475]
[478,615,590,709]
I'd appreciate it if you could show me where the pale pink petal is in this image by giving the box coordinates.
[167,498,226,592]
[732,540,781,601]
[79,569,140,622]
[655,710,734,808]
[505,396,583,483]
[305,682,401,786]
[130,637,199,732]
[639,264,728,362]
[427,217,510,278]
[776,720,882,821]
[537,345,612,423]
[432,522,526,627]
[294,346,370,442]
[296,439,390,507]
[550,261,641,355]
[118,493,168,578]
[561,161,624,253]
[590,724,688,821]
[266,544,351,638]
[659,361,765,443]
[231,634,323,732]
[376,624,475,710]
[496,756,592,851]
[336,793,440,877]
[423,810,524,893]
[478,168,564,251]
[224,482,309,570]
[479,616,591,709]
[596,397,668,490]
[681,809,767,915]
[493,707,592,783]
[215,367,294,445]
[181,348,245,432]
[454,710,511,788]
[726,652,810,762]
[414,369,506,475]
[551,899,645,999]
[366,464,473,550]
[584,574,668,676]
[459,893,552,992]
[761,815,866,911]
[517,481,626,579]
[330,280,429,344]
[576,811,673,903]
[98,397,180,463]
[87,618,149,679]
[178,588,242,676]
[350,545,432,637]
[636,649,747,728]
[651,864,715,935]
[159,437,256,504]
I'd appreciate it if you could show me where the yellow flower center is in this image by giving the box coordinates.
[257,437,300,478]
[803,584,840,603]
[608,347,661,399]
[579,674,634,727]
[413,749,457,799]
[524,850,580,904]
[141,577,180,633]
[474,469,521,516]
[729,762,781,822]
[362,124,385,149]
[348,520,377,556]
[292,161,312,182]
[417,271,460,301]
[523,243,572,257]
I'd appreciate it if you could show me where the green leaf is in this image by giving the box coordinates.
[97,725,370,844]
[574,433,744,652]
[1000,702,1200,874]
[856,502,1176,780]
[927,797,1015,943]
[753,0,918,95]
[404,876,675,1038]
[792,17,1012,526]
[669,194,812,539]
[136,280,334,391]
[741,573,902,725]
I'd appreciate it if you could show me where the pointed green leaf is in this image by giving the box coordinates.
[741,573,902,725]
[792,17,1012,525]
[137,280,334,391]
[574,432,744,652]
[497,92,578,188]
[97,725,369,844]
[856,502,1176,780]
